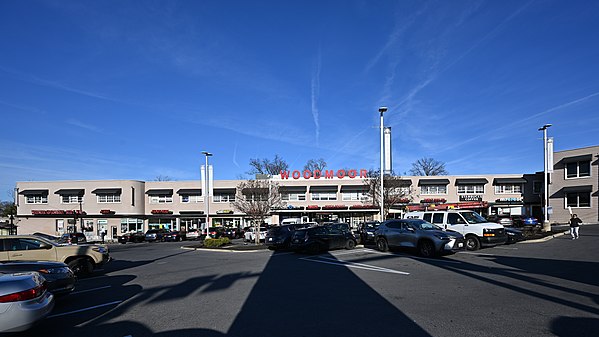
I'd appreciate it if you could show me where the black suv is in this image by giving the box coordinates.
[358,221,380,244]
[290,223,357,253]
[265,224,311,250]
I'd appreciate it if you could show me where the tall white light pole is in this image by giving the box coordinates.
[379,107,387,222]
[202,151,213,237]
[538,124,551,232]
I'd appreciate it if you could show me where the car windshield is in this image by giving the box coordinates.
[410,220,440,230]
[460,211,488,224]
[363,222,379,229]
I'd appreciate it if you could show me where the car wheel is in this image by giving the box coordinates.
[376,238,389,252]
[418,240,435,257]
[68,258,93,276]
[345,239,356,250]
[465,235,480,251]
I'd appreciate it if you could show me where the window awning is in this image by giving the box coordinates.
[417,179,450,186]
[340,185,368,192]
[561,185,593,193]
[145,189,173,195]
[242,188,268,194]
[455,178,488,185]
[92,188,122,194]
[279,186,307,193]
[18,189,49,195]
[309,185,338,192]
[493,178,527,184]
[213,188,236,194]
[54,189,85,196]
[177,189,202,195]
[179,210,206,215]
[559,154,592,163]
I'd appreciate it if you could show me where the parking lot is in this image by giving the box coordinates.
[19,225,599,337]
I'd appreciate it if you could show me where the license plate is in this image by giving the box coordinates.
[268,238,273,241]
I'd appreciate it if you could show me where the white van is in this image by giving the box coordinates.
[405,210,507,250]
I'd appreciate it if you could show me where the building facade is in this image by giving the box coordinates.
[13,145,599,240]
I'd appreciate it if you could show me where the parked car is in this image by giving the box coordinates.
[145,229,169,242]
[118,232,145,244]
[486,214,513,227]
[405,210,507,251]
[33,233,60,241]
[164,231,187,242]
[56,232,88,244]
[0,272,55,333]
[0,235,110,276]
[223,227,241,239]
[265,223,311,250]
[290,223,357,254]
[505,227,525,244]
[186,229,201,240]
[0,261,76,296]
[207,227,224,239]
[508,215,540,227]
[374,219,465,257]
[358,221,380,244]
[244,226,268,242]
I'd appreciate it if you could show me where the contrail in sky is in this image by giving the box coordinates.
[311,48,322,146]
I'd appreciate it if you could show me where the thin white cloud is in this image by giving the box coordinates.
[0,99,46,114]
[232,142,239,168]
[65,119,103,133]
[311,49,322,145]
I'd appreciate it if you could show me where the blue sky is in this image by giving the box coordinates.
[1,0,598,201]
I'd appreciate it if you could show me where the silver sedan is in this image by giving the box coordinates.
[0,272,55,333]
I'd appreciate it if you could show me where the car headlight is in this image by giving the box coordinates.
[92,246,107,254]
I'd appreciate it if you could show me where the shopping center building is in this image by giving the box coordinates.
[13,145,598,241]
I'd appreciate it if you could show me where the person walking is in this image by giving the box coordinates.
[569,214,582,240]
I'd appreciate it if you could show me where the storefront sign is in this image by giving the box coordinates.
[496,197,522,202]
[216,210,234,214]
[151,210,173,214]
[100,209,115,215]
[420,198,447,204]
[349,204,377,210]
[32,210,86,215]
[322,205,348,210]
[306,205,321,210]
[280,169,368,180]
[459,195,483,202]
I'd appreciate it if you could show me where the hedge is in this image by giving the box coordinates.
[203,237,231,248]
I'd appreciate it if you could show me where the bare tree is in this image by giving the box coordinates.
[303,158,327,172]
[363,170,413,220]
[409,158,448,176]
[231,179,284,244]
[154,175,173,181]
[247,155,289,176]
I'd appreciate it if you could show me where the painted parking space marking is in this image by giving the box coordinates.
[72,285,111,295]
[300,255,410,275]
[343,248,464,264]
[48,300,123,318]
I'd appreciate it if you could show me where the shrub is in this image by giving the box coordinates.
[203,237,231,248]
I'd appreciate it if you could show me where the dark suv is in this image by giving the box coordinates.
[265,224,311,250]
[358,221,380,244]
[374,219,465,257]
[145,229,169,242]
[290,223,357,254]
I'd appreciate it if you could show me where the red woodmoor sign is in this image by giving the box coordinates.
[281,169,368,180]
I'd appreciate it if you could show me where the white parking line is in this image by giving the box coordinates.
[48,300,123,318]
[300,256,410,275]
[72,285,111,294]
[353,248,464,264]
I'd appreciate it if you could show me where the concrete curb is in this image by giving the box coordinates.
[181,246,268,253]
[520,230,569,244]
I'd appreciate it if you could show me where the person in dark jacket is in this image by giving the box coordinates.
[569,214,582,240]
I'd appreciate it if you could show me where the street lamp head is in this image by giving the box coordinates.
[201,151,213,156]
[378,106,388,114]
[538,124,552,131]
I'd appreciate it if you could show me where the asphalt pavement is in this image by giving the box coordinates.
[18,224,599,337]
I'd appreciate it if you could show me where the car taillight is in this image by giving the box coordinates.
[0,283,46,303]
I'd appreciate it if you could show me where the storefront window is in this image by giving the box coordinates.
[457,185,484,194]
[494,184,523,194]
[420,185,447,195]
[121,218,145,233]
